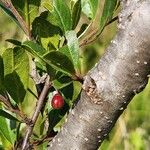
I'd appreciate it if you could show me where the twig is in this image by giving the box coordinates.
[0,95,11,108]
[79,29,100,47]
[0,0,31,38]
[32,129,57,146]
[30,59,48,85]
[21,76,51,150]
[32,135,53,146]
[79,16,118,48]
[105,16,118,27]
[24,0,30,35]
[0,94,31,124]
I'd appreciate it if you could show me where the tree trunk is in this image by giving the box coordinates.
[48,0,150,149]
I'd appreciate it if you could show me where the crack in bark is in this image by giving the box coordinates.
[82,76,102,105]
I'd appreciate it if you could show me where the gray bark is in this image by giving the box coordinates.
[48,0,150,149]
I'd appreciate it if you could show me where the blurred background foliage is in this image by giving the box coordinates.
[0,1,150,149]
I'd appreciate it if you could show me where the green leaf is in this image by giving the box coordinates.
[0,116,13,144]
[0,133,12,150]
[11,0,41,23]
[23,41,47,56]
[41,0,53,12]
[61,81,82,106]
[0,56,4,91]
[43,51,76,76]
[72,0,81,29]
[23,41,75,76]
[4,72,26,104]
[6,39,21,46]
[16,123,21,141]
[21,77,37,116]
[48,109,61,131]
[53,75,72,90]
[41,35,60,50]
[90,0,99,18]
[0,144,4,150]
[45,0,72,33]
[39,117,46,135]
[23,41,48,71]
[129,130,145,150]
[53,114,67,132]
[100,0,117,29]
[58,45,70,58]
[72,81,82,101]
[77,23,88,37]
[31,13,62,39]
[81,0,99,19]
[61,82,73,100]
[48,105,68,132]
[65,31,80,72]
[36,143,48,150]
[0,109,20,122]
[28,0,41,23]
[2,48,29,103]
[46,64,57,81]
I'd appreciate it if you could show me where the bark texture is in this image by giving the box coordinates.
[48,0,150,149]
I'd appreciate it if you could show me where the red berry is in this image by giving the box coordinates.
[51,93,64,109]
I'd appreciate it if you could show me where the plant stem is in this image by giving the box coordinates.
[24,0,30,36]
[0,0,31,39]
[21,76,51,150]
[79,16,118,47]
[0,94,31,124]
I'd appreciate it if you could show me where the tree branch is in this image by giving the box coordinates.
[48,0,150,149]
[0,0,31,38]
[79,16,118,48]
[21,76,51,150]
[0,94,31,124]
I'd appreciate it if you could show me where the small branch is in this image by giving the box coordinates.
[0,0,31,38]
[32,129,57,146]
[30,59,45,84]
[78,22,93,39]
[106,16,118,27]
[0,94,31,124]
[21,76,51,150]
[24,0,30,35]
[32,135,53,146]
[79,28,100,47]
[0,95,11,108]
[79,16,118,48]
